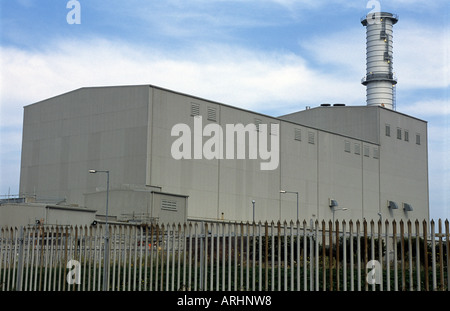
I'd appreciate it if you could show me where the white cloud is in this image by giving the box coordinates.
[401,99,450,118]
[387,0,448,11]
[300,19,449,90]
[299,28,366,75]
[395,21,449,89]
[0,38,364,119]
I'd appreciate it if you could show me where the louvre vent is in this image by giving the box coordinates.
[191,103,200,117]
[294,129,302,141]
[397,128,402,140]
[344,140,351,153]
[354,143,360,155]
[270,123,278,136]
[207,107,217,122]
[308,132,315,144]
[373,147,379,159]
[254,118,262,131]
[364,145,370,157]
[161,199,177,212]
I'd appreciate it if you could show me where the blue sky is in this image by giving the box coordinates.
[0,0,448,220]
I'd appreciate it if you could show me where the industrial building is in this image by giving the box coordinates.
[4,12,429,227]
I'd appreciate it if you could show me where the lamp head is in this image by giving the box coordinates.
[329,199,338,208]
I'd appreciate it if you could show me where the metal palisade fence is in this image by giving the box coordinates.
[0,219,449,291]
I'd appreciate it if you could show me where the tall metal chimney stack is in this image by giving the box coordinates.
[361,12,398,110]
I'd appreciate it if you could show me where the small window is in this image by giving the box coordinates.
[344,140,351,153]
[191,103,200,117]
[397,128,402,140]
[404,130,409,142]
[385,124,391,137]
[294,128,302,141]
[416,133,421,145]
[373,147,379,159]
[308,131,315,144]
[354,143,360,155]
[207,107,217,122]
[364,145,370,157]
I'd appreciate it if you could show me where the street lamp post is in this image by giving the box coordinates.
[252,200,255,223]
[280,190,299,221]
[329,201,347,223]
[89,169,110,291]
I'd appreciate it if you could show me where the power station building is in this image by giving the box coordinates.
[9,12,430,226]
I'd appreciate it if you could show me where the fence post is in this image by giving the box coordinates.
[297,220,301,291]
[15,227,24,291]
[284,221,287,291]
[189,223,193,291]
[356,220,361,291]
[423,220,429,291]
[363,219,368,291]
[446,219,450,291]
[277,221,281,291]
[377,220,383,291]
[400,220,405,291]
[241,222,245,290]
[315,220,319,291]
[309,219,314,291]
[227,223,232,291]
[415,220,421,291]
[407,220,413,291]
[199,222,204,291]
[234,222,239,291]
[336,220,341,291]
[322,220,326,291]
[385,220,390,292]
[438,220,444,290]
[204,222,209,291]
[342,220,347,292]
[393,220,398,291]
[156,224,161,290]
[431,220,437,291]
[264,222,268,291]
[303,220,308,291]
[247,222,251,291]
[349,220,354,291]
[370,220,375,291]
[289,221,294,291]
[329,220,333,291]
